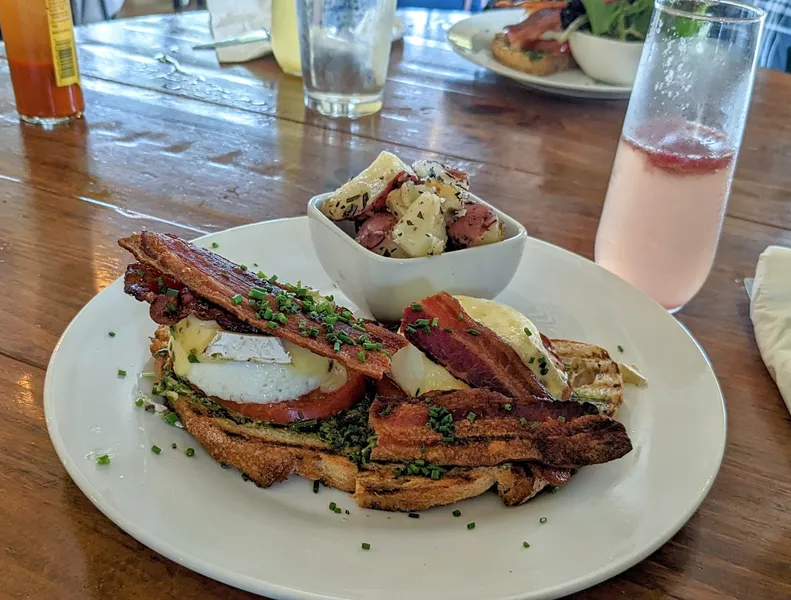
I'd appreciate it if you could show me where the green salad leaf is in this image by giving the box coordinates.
[581,0,654,41]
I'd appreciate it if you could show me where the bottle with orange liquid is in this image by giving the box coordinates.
[0,0,84,125]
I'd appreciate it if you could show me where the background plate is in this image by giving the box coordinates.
[45,217,725,600]
[446,9,633,100]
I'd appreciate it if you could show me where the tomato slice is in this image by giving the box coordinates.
[214,370,367,425]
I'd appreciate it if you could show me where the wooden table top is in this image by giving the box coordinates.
[2,9,791,600]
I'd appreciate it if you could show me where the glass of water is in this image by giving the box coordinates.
[296,0,397,119]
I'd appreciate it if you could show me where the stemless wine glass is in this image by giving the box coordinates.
[296,0,396,119]
[594,0,765,313]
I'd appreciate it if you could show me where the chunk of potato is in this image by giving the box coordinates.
[448,202,505,248]
[322,151,414,221]
[392,191,447,257]
[412,160,469,219]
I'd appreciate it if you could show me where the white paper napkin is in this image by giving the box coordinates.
[206,0,272,64]
[750,245,791,412]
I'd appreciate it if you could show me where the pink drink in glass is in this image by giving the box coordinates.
[595,120,735,312]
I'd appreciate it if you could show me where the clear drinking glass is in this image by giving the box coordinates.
[296,0,397,118]
[594,0,765,313]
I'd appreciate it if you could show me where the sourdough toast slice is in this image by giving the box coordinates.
[151,328,626,511]
[170,393,558,510]
[490,33,575,77]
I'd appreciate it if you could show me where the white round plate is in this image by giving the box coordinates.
[45,217,725,600]
[446,9,632,100]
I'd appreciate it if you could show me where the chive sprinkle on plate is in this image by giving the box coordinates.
[361,542,371,550]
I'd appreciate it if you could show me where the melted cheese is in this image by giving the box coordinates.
[454,296,569,399]
[169,315,347,404]
[389,342,468,396]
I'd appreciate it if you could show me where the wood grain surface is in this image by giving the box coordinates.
[1,9,790,600]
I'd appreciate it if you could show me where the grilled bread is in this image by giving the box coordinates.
[153,332,625,511]
[491,33,575,77]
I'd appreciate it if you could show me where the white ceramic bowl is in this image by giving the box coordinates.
[307,193,527,322]
[569,31,644,87]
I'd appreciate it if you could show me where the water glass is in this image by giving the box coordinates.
[594,0,765,312]
[296,0,397,119]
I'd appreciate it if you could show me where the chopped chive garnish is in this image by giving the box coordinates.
[333,341,341,352]
[467,329,481,336]
[313,480,320,493]
[268,322,278,329]
[352,323,367,332]
[117,369,127,377]
[405,326,417,334]
[156,276,165,289]
[617,344,624,353]
[411,303,423,311]
[187,352,200,363]
[539,517,547,524]
[249,288,268,301]
[414,318,430,327]
[134,269,145,276]
[528,357,535,364]
[329,502,337,511]
[467,412,476,422]
[443,328,454,333]
[108,331,116,337]
[96,454,110,465]
[151,445,161,455]
[519,416,527,425]
[309,327,319,338]
[211,242,219,248]
[166,301,177,312]
[172,443,177,449]
[299,320,307,330]
[378,405,393,417]
[135,398,144,407]
[263,306,273,320]
[334,507,342,514]
[452,509,461,517]
[408,513,420,519]
[163,412,179,425]
[457,313,463,320]
[503,403,512,412]
[257,271,266,279]
[523,541,530,548]
[361,542,371,550]
[357,350,366,363]
[558,416,566,423]
[239,264,247,271]
[524,327,532,336]
[466,522,475,530]
[231,294,244,305]
[185,448,195,457]
[268,274,278,283]
[431,317,439,327]
[242,473,249,481]
[530,422,540,429]
[442,436,455,443]
[165,288,179,297]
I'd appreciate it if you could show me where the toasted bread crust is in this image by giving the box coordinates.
[170,394,556,510]
[490,33,575,76]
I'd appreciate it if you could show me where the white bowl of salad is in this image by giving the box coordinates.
[560,0,652,86]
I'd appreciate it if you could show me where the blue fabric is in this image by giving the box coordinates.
[750,0,791,72]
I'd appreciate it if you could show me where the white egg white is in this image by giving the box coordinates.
[169,315,347,405]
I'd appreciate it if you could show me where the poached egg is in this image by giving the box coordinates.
[389,296,569,398]
[170,315,347,405]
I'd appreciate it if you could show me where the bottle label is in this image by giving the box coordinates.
[45,0,80,87]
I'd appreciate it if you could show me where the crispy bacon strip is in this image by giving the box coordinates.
[369,389,632,468]
[503,8,562,50]
[125,263,260,333]
[403,292,551,400]
[118,232,407,379]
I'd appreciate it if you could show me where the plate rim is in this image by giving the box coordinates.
[44,216,727,600]
[445,9,633,99]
